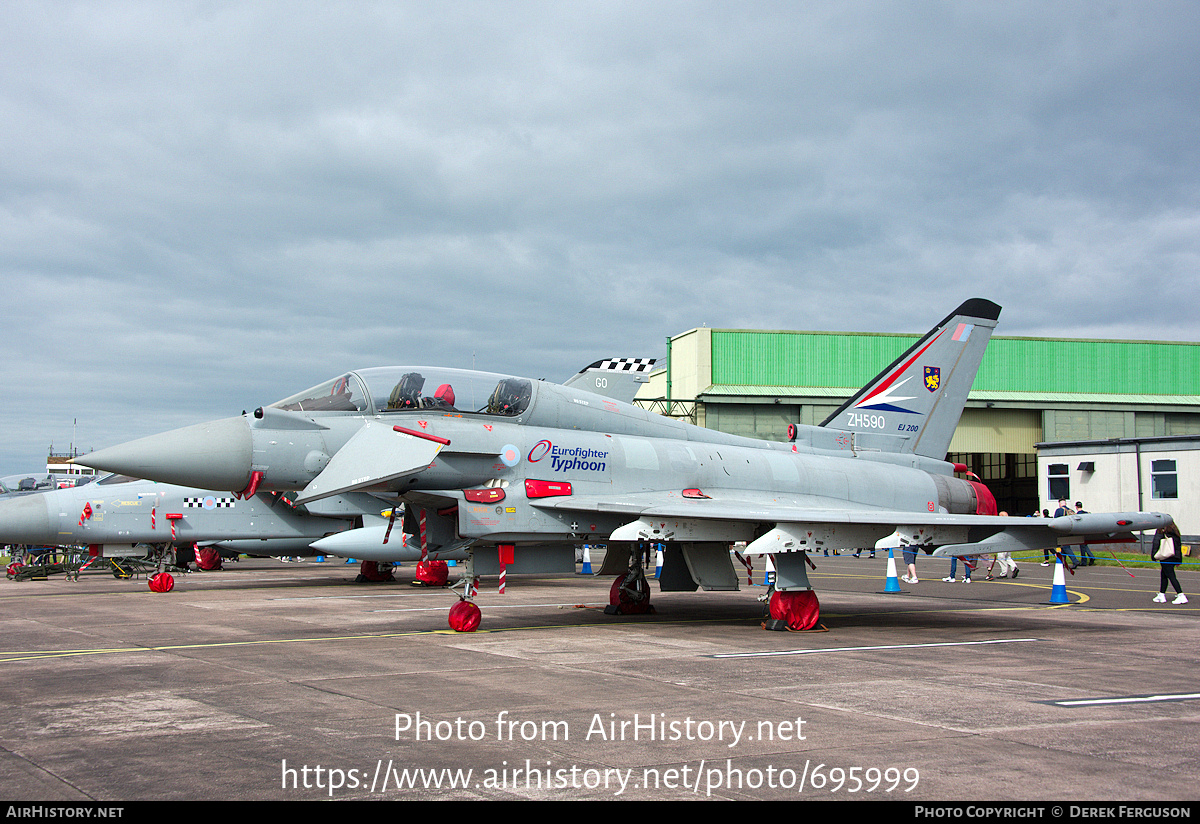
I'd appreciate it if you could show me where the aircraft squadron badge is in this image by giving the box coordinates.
[924,366,940,392]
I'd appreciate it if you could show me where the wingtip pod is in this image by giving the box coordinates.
[1048,511,1174,535]
[930,511,1173,557]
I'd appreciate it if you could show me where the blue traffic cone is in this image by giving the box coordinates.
[763,554,775,586]
[1047,555,1070,604]
[655,546,663,578]
[580,545,592,575]
[884,548,902,593]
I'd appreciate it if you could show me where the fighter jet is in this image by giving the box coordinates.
[0,473,363,577]
[76,302,1171,628]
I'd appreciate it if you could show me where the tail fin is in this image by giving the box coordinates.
[562,358,656,403]
[819,299,1000,459]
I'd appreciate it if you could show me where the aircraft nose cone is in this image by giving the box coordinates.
[0,494,52,545]
[76,416,253,492]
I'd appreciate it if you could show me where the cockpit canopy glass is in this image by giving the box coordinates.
[97,474,141,485]
[269,367,533,417]
[270,374,371,413]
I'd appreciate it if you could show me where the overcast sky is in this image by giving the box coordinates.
[2,1,1197,473]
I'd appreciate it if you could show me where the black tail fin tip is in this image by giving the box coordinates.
[951,298,1001,323]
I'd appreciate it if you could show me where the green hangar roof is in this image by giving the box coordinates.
[695,330,1200,401]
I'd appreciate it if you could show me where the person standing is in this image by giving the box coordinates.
[1075,501,1096,566]
[1039,509,1053,566]
[986,511,1019,579]
[901,546,919,584]
[943,556,973,583]
[1151,523,1188,605]
[1053,499,1080,569]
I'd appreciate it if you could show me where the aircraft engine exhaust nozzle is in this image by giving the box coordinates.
[74,416,254,493]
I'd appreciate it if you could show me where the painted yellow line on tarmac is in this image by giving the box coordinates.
[812,571,1092,605]
[0,632,444,662]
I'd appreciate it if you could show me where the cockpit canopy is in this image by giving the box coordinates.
[270,367,534,418]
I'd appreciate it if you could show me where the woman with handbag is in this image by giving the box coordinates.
[1151,523,1187,604]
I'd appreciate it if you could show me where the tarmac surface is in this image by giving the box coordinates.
[2,551,1198,801]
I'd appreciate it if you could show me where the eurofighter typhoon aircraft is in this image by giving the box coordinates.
[0,473,369,566]
[75,300,1172,628]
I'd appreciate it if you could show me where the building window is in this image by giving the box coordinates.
[980,453,1005,481]
[1048,464,1070,501]
[1151,459,1178,499]
[1015,453,1037,478]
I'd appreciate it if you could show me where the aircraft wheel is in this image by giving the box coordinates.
[609,573,653,614]
[448,599,480,632]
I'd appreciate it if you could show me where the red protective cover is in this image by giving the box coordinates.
[768,590,820,630]
[415,559,449,586]
[195,547,222,570]
[148,572,175,593]
[357,561,394,582]
[609,574,653,614]
[448,599,481,632]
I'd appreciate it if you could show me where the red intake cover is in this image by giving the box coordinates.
[968,481,998,516]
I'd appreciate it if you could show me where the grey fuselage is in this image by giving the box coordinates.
[0,475,351,552]
[199,367,981,546]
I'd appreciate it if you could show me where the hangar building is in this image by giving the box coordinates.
[635,326,1200,534]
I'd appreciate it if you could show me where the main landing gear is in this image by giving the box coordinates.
[447,550,481,632]
[761,551,822,631]
[605,541,655,615]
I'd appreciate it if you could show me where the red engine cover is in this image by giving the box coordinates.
[968,480,998,516]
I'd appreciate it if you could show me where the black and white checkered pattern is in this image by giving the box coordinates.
[597,358,655,372]
[184,497,237,508]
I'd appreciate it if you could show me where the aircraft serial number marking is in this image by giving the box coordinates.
[845,412,886,429]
